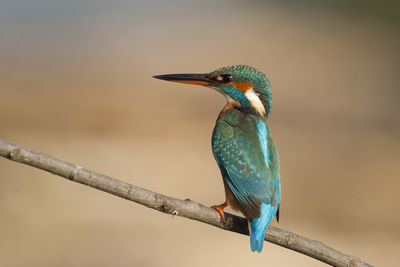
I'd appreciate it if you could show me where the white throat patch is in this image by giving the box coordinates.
[245,89,266,116]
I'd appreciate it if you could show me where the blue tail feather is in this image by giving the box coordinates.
[250,203,278,252]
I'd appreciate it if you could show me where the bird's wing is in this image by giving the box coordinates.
[212,114,277,219]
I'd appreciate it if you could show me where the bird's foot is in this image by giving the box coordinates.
[211,202,228,220]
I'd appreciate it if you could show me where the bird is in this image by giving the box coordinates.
[153,65,280,252]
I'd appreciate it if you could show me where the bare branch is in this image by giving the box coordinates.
[0,139,372,267]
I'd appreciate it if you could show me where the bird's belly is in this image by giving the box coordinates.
[223,179,241,211]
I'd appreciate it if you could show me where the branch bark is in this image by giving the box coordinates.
[0,139,372,267]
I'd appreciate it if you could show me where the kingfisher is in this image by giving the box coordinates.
[154,65,280,252]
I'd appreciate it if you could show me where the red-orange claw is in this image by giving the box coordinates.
[211,202,228,220]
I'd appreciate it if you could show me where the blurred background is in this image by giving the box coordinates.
[0,0,399,266]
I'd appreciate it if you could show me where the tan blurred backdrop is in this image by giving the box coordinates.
[1,1,399,266]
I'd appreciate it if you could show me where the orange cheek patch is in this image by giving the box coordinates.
[171,80,209,86]
[229,81,254,92]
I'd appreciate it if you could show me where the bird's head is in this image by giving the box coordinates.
[153,65,272,117]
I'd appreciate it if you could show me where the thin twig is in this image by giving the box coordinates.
[0,139,372,267]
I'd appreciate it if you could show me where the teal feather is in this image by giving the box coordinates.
[212,108,280,220]
[250,203,279,252]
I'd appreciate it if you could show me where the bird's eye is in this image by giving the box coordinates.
[220,74,233,83]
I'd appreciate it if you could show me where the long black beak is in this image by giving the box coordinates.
[153,73,213,86]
